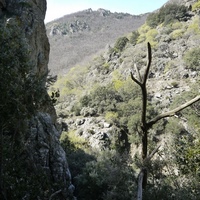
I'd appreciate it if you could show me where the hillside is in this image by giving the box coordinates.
[49,1,200,200]
[46,8,148,75]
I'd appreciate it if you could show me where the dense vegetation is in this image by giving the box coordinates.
[146,4,189,28]
[1,1,199,200]
[50,2,200,199]
[0,18,52,199]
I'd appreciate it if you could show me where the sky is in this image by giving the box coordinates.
[45,0,168,23]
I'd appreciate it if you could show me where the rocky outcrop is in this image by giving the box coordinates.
[2,0,74,198]
[49,20,90,36]
[26,113,74,198]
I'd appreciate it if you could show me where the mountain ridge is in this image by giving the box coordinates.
[46,8,148,75]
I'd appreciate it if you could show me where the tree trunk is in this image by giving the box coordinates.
[131,42,200,200]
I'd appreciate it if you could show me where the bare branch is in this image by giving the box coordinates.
[130,71,142,86]
[147,95,200,128]
[147,145,161,161]
[134,63,142,82]
[49,190,62,200]
[143,42,152,85]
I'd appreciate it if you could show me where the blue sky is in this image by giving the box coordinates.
[45,0,168,23]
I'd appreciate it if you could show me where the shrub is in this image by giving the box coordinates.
[170,29,184,39]
[136,24,158,47]
[114,36,129,52]
[145,28,158,47]
[192,0,200,11]
[146,12,161,28]
[112,70,125,90]
[146,4,188,28]
[183,47,200,70]
[186,16,200,34]
[75,150,136,200]
[105,111,118,123]
[87,84,122,114]
[129,30,140,45]
[80,95,92,107]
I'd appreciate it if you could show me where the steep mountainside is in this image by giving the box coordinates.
[49,0,200,199]
[46,9,148,75]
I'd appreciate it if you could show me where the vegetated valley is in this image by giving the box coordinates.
[48,1,200,200]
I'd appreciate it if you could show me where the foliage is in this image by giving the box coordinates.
[79,84,122,115]
[192,0,200,11]
[0,18,51,199]
[50,7,200,198]
[112,70,125,90]
[142,144,200,200]
[0,19,47,131]
[145,28,158,47]
[186,16,200,34]
[175,135,200,176]
[183,47,200,70]
[75,150,136,200]
[146,4,188,28]
[114,36,129,52]
[170,29,184,40]
[129,30,140,45]
[137,24,158,47]
[105,111,118,123]
[60,130,136,200]
[52,65,89,102]
[3,141,52,199]
[60,131,95,179]
[137,24,150,43]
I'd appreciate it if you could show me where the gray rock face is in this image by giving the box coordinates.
[5,0,49,76]
[26,113,74,198]
[3,0,74,198]
[49,20,90,36]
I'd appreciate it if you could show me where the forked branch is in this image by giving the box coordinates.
[147,95,200,128]
[131,42,152,86]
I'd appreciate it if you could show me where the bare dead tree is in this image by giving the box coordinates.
[131,42,200,200]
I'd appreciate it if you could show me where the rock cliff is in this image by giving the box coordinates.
[1,0,74,199]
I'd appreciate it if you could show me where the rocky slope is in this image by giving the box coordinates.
[0,0,74,199]
[53,0,200,150]
[49,3,200,198]
[46,8,148,75]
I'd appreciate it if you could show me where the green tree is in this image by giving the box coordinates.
[114,36,129,52]
[130,30,140,45]
[146,4,188,28]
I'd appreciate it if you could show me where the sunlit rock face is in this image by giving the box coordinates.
[2,0,74,198]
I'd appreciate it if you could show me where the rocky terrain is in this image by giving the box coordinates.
[48,1,200,199]
[53,0,200,149]
[0,0,199,199]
